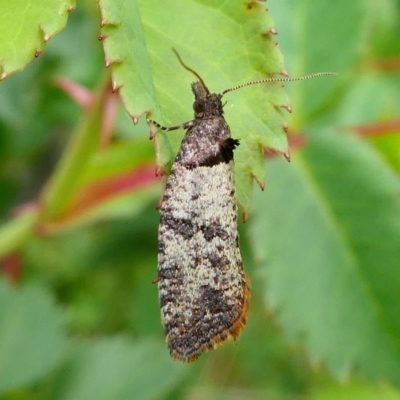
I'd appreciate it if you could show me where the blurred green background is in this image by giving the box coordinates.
[0,0,400,399]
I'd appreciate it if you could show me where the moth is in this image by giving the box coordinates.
[148,50,334,362]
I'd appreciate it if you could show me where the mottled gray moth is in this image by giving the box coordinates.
[148,50,334,362]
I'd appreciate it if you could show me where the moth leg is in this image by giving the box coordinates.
[147,118,195,132]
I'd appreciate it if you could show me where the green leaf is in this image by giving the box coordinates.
[54,337,188,400]
[0,279,66,393]
[98,0,290,212]
[0,0,75,79]
[250,130,400,383]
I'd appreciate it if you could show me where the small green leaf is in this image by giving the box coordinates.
[0,280,66,393]
[0,0,75,78]
[55,337,188,400]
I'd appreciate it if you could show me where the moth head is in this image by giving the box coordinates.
[191,81,223,118]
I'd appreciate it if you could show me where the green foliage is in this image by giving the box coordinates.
[53,338,187,400]
[0,280,66,392]
[251,131,400,381]
[0,0,400,399]
[0,0,75,77]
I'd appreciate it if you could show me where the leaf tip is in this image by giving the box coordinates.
[246,1,258,10]
[111,82,121,93]
[280,104,292,113]
[252,172,265,191]
[155,166,165,177]
[283,149,291,162]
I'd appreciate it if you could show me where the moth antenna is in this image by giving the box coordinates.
[172,48,210,94]
[222,72,337,95]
